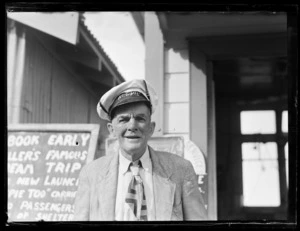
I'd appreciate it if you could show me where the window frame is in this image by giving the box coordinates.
[237,104,288,216]
[241,141,281,207]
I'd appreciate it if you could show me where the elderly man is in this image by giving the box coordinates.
[73,79,207,221]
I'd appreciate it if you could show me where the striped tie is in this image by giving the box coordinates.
[124,161,148,221]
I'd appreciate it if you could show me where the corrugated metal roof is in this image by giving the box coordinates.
[79,14,125,83]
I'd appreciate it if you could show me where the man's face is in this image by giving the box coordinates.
[107,102,155,158]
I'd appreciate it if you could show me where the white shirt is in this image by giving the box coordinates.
[115,147,156,221]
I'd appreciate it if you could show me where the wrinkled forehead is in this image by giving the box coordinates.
[111,102,151,118]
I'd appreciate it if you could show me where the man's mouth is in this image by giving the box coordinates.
[125,136,140,140]
[124,136,140,139]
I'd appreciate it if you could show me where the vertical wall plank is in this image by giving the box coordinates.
[164,48,190,137]
[164,103,189,133]
[165,48,189,73]
[43,47,52,123]
[71,83,89,123]
[31,37,38,123]
[51,60,71,123]
[165,73,189,103]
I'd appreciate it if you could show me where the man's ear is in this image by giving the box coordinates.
[150,121,156,136]
[107,122,115,136]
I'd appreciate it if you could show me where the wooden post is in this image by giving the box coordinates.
[207,61,218,220]
[190,42,218,220]
[144,12,164,136]
[190,49,207,155]
[7,21,26,124]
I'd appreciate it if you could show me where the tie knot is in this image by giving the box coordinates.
[130,160,142,176]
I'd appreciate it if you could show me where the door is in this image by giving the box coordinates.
[214,57,289,220]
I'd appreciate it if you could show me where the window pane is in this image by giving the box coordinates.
[242,160,280,207]
[282,110,288,133]
[285,142,289,188]
[242,142,278,160]
[240,110,276,134]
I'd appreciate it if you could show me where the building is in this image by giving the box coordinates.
[132,11,294,220]
[7,12,125,158]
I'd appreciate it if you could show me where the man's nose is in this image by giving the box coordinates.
[127,117,138,131]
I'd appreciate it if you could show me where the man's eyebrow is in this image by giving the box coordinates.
[116,114,130,118]
[117,113,148,118]
[135,113,147,117]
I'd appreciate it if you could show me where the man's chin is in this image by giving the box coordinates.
[122,144,146,155]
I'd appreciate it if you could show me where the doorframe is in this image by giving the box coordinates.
[189,32,287,220]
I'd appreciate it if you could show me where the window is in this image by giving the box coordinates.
[240,110,288,208]
[242,142,280,207]
[281,110,288,133]
[240,110,276,134]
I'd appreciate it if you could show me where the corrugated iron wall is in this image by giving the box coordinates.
[8,22,114,158]
[50,60,90,123]
[20,28,95,125]
[21,30,52,123]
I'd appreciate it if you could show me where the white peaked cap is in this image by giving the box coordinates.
[96,79,158,121]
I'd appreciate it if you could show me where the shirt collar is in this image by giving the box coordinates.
[118,146,152,175]
[139,147,152,173]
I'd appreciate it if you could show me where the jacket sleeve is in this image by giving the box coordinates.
[73,165,90,221]
[182,161,208,220]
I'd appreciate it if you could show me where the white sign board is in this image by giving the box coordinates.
[7,12,79,45]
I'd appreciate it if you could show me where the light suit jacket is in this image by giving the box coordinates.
[73,146,207,221]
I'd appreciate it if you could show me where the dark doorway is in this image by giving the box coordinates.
[214,56,289,220]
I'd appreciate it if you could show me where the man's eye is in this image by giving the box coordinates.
[118,117,129,122]
[136,117,146,121]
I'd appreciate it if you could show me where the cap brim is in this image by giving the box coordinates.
[110,95,149,113]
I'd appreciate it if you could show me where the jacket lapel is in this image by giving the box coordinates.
[149,147,176,220]
[96,152,119,220]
